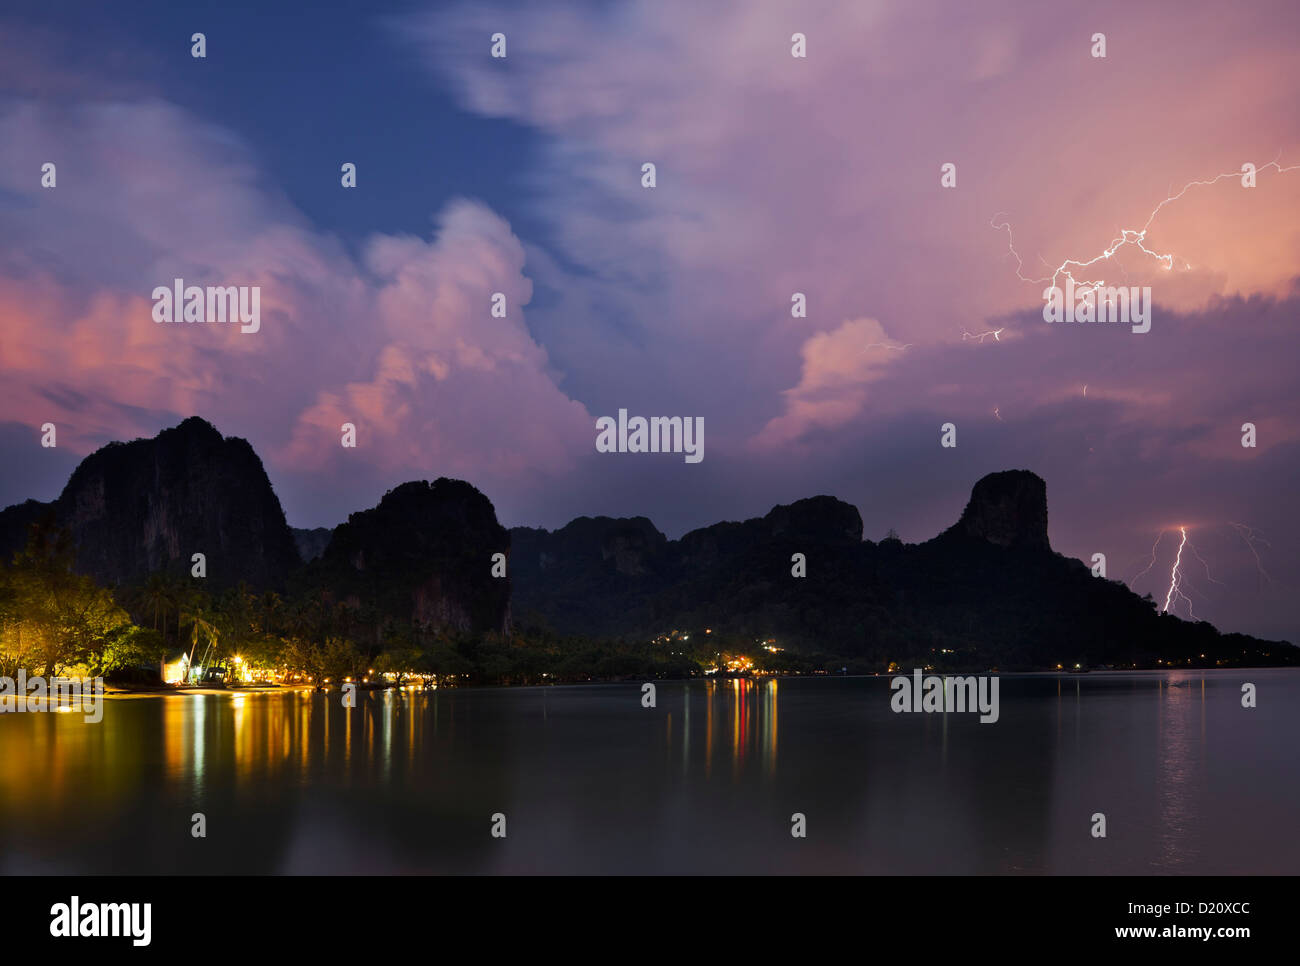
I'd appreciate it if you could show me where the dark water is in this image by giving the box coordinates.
[1,670,1296,874]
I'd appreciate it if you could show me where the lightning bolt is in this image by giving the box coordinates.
[1130,529,1167,584]
[1162,526,1196,619]
[1185,535,1225,588]
[1122,518,1284,629]
[865,159,1295,364]
[1229,522,1276,587]
[993,155,1300,301]
[1130,522,1278,611]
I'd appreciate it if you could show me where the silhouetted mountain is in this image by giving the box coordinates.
[291,527,333,563]
[300,479,510,636]
[0,417,299,590]
[509,495,880,653]
[1,422,1291,670]
[513,471,1295,669]
[943,469,1049,549]
[0,499,51,559]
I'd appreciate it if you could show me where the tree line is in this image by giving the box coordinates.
[0,523,759,686]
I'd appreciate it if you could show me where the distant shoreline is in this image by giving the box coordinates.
[95,665,1300,698]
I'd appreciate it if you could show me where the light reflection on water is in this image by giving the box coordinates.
[0,670,1295,874]
[1156,674,1199,870]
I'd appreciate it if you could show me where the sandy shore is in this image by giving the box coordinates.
[103,684,317,698]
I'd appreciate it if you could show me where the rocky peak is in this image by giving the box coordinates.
[1,416,300,589]
[763,495,864,544]
[949,469,1050,550]
[317,478,510,634]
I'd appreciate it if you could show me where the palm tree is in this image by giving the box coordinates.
[139,573,172,633]
[181,602,220,679]
[217,582,256,657]
[259,591,283,636]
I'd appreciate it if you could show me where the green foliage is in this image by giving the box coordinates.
[0,523,135,677]
[98,626,166,680]
[4,506,1293,691]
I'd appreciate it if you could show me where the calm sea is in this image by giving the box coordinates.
[1,670,1295,874]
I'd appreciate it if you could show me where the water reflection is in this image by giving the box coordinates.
[1155,672,1203,869]
[0,671,1295,874]
[689,679,780,783]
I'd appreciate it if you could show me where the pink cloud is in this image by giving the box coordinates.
[0,97,591,509]
[754,318,902,447]
[402,0,1300,454]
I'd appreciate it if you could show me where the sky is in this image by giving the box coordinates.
[1,0,1299,641]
